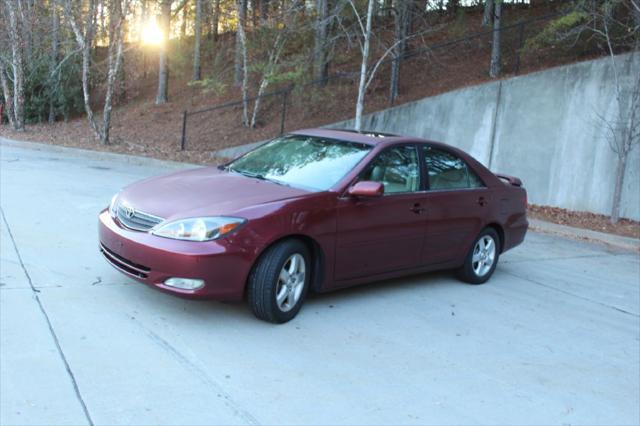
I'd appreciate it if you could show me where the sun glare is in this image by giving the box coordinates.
[141,17,163,46]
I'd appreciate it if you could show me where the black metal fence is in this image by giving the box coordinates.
[180,10,582,153]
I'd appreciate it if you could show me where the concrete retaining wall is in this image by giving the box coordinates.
[331,53,640,220]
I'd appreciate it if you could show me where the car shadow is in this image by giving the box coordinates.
[117,267,467,326]
[306,269,457,303]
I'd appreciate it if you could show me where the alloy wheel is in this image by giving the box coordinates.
[275,253,306,312]
[472,235,496,277]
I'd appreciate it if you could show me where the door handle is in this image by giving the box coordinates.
[478,196,487,206]
[410,203,426,214]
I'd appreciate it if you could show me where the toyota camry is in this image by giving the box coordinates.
[99,129,528,323]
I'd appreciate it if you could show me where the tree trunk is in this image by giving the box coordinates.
[250,33,284,127]
[140,0,148,78]
[610,151,628,224]
[81,0,101,137]
[260,0,269,23]
[102,0,125,145]
[181,1,188,39]
[489,0,501,78]
[0,65,16,128]
[235,0,247,86]
[313,0,329,84]
[49,3,60,124]
[389,0,408,105]
[156,0,172,105]
[192,0,203,80]
[482,0,494,27]
[5,0,25,131]
[236,0,250,125]
[354,0,375,132]
[447,0,458,15]
[212,0,220,40]
[251,0,258,27]
[62,0,102,140]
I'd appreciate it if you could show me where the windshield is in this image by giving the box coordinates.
[225,135,372,191]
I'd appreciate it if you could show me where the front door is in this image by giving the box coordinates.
[334,145,426,281]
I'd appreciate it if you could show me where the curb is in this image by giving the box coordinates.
[0,136,199,170]
[529,218,640,253]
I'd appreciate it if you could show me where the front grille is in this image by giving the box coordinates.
[115,202,164,231]
[100,243,151,278]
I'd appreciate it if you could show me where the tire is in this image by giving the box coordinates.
[247,239,310,323]
[457,227,500,285]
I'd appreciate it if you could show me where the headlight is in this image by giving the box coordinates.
[109,193,119,217]
[152,217,246,241]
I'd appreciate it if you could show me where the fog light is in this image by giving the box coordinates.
[164,278,204,290]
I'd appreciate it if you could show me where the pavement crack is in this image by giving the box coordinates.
[501,269,639,318]
[0,207,94,426]
[132,318,260,426]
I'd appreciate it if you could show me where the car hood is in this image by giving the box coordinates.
[118,167,309,220]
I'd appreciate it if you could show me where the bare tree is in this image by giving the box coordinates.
[530,0,639,222]
[259,0,269,24]
[249,0,303,127]
[348,0,417,130]
[604,61,640,223]
[489,0,502,78]
[156,0,172,104]
[193,0,203,80]
[235,0,247,85]
[389,0,409,105]
[102,0,126,144]
[0,61,16,128]
[354,0,375,131]
[482,0,494,27]
[49,2,60,123]
[598,5,640,223]
[3,0,26,131]
[236,0,250,125]
[63,0,97,134]
[313,0,329,84]
[211,0,221,40]
[250,33,285,127]
[62,0,127,144]
[181,0,189,38]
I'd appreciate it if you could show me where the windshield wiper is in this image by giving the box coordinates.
[225,166,267,180]
[224,166,292,187]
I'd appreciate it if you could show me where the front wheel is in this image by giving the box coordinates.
[457,228,500,285]
[247,239,310,323]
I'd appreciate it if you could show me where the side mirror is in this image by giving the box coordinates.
[348,181,384,198]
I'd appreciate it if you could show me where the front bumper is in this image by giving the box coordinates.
[98,210,252,300]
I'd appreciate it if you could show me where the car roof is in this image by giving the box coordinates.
[291,128,407,146]
[290,128,449,149]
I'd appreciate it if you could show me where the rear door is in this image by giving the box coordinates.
[421,146,490,266]
[334,144,427,281]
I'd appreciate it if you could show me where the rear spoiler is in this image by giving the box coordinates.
[496,174,522,187]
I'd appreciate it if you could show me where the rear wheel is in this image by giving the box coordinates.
[457,228,500,285]
[247,239,310,323]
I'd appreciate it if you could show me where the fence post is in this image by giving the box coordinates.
[180,110,188,151]
[280,88,290,136]
[514,22,525,75]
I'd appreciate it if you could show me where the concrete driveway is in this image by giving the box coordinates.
[1,140,639,426]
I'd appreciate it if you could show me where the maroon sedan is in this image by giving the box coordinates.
[99,129,528,323]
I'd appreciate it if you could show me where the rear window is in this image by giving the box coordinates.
[424,147,485,190]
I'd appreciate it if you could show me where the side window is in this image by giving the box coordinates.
[425,147,484,190]
[360,145,420,194]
